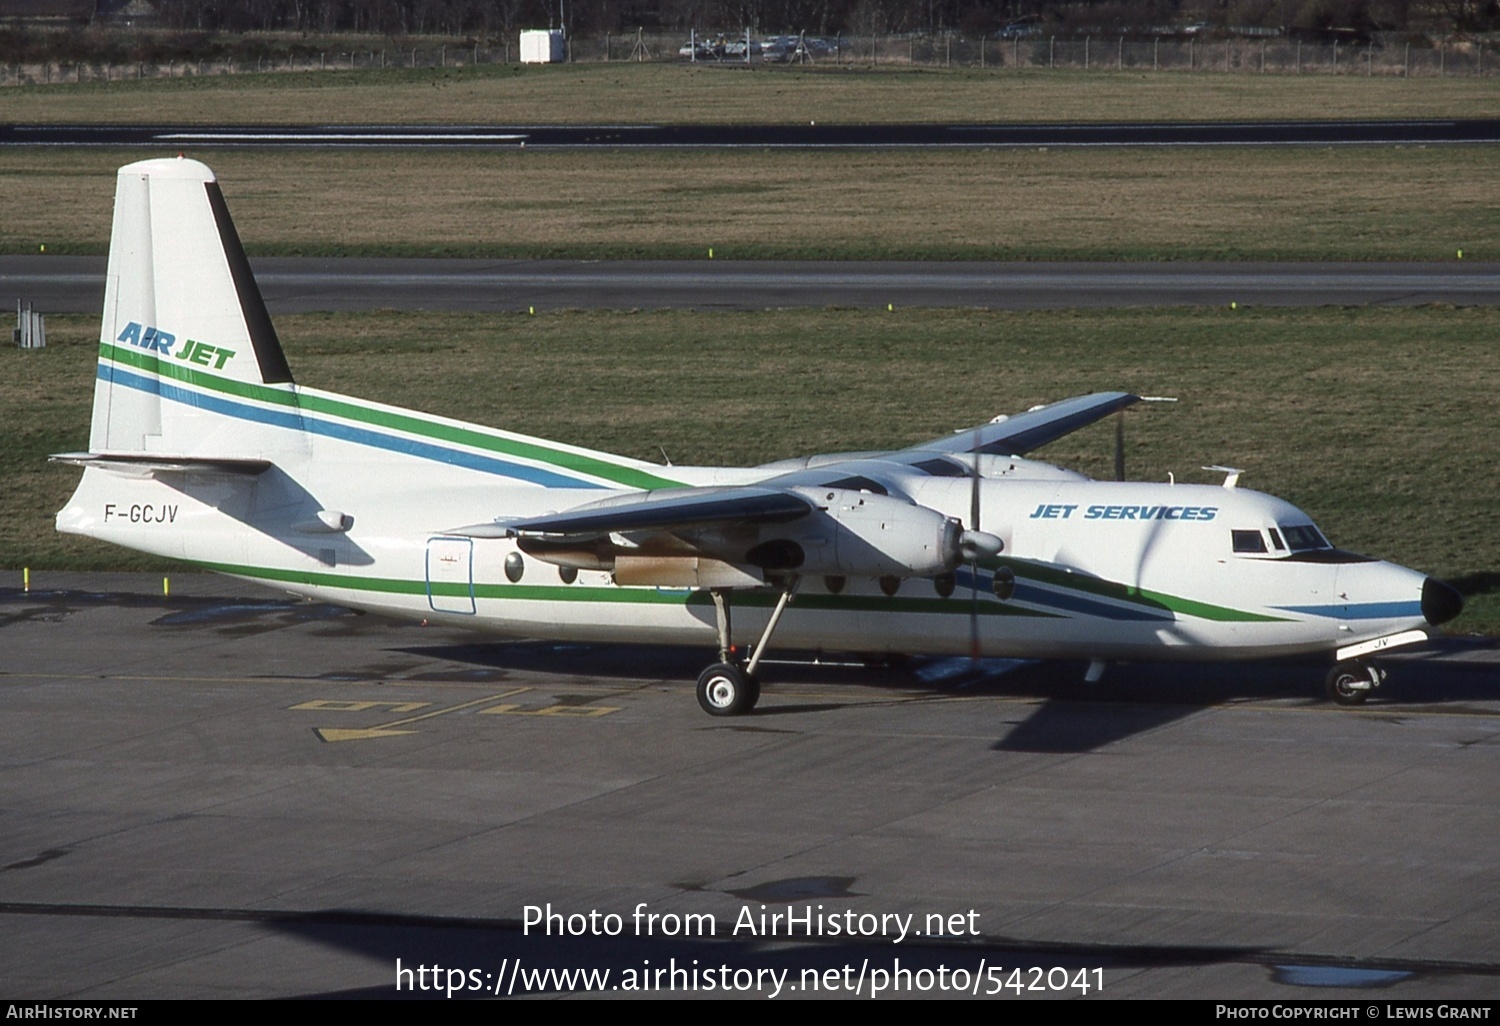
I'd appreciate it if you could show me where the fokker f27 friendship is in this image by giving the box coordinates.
[55,158,1464,715]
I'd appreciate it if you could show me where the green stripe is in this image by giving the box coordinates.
[101,342,681,490]
[995,557,1289,623]
[189,559,1058,617]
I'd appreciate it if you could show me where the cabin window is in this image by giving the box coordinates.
[1231,530,1268,554]
[991,566,1016,600]
[504,551,525,582]
[933,572,956,598]
[558,565,577,585]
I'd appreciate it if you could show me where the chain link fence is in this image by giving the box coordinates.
[3,33,1491,85]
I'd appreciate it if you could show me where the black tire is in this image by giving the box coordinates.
[696,662,758,716]
[1325,662,1372,706]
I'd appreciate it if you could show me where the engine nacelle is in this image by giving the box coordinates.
[741,488,963,578]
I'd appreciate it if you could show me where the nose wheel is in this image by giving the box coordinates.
[1325,659,1385,706]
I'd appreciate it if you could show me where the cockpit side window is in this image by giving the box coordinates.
[1231,530,1268,554]
[1268,528,1286,551]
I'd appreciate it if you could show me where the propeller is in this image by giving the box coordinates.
[968,432,983,660]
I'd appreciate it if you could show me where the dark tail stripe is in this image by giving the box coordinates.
[203,180,294,385]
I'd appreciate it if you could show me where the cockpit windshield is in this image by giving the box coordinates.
[1280,524,1330,552]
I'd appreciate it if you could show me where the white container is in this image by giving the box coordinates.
[520,30,567,63]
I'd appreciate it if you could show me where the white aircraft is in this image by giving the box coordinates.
[54,158,1463,715]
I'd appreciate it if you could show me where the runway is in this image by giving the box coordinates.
[2,572,1499,998]
[6,256,1498,312]
[7,119,1500,148]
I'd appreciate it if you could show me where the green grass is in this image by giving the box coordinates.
[6,63,1499,125]
[2,145,1495,261]
[8,306,1497,633]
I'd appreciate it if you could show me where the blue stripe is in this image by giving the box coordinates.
[103,365,604,489]
[954,568,1171,622]
[1275,601,1423,620]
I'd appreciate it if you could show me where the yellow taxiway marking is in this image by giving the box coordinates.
[479,703,620,718]
[291,700,431,713]
[315,688,531,743]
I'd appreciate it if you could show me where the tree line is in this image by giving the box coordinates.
[2,0,1492,62]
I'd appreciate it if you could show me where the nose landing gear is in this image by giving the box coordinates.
[1325,659,1386,706]
[696,579,799,717]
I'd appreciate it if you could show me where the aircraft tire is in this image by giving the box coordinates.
[697,662,758,716]
[1325,661,1373,706]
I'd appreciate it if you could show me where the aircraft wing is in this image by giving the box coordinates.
[906,392,1142,456]
[451,486,815,539]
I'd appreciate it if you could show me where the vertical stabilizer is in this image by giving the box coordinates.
[92,157,294,456]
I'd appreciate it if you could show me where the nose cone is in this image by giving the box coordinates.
[1422,577,1464,627]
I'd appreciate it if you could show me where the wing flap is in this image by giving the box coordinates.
[449,486,815,540]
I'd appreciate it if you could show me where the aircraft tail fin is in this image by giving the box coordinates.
[91,156,294,456]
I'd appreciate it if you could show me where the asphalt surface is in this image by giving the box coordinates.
[2,571,1499,999]
[6,256,1498,313]
[7,119,1500,148]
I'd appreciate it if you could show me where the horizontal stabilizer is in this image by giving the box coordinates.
[51,452,272,477]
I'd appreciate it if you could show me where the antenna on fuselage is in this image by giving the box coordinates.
[1203,465,1243,489]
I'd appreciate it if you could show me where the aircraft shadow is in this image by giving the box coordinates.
[390,637,1500,753]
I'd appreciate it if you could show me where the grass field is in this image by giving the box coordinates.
[6,63,1500,126]
[7,307,1496,632]
[2,145,1495,261]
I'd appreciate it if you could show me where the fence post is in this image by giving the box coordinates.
[1049,36,1054,68]
[1084,36,1089,70]
[980,36,984,68]
[1261,39,1266,73]
[1367,41,1373,75]
[1189,39,1194,70]
[945,35,949,67]
[1333,40,1338,69]
[1118,36,1123,70]
[1224,40,1229,72]
[1439,41,1444,77]
[1153,37,1158,70]
[1295,41,1300,74]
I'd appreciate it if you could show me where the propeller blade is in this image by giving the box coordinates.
[1114,409,1126,482]
[969,428,982,660]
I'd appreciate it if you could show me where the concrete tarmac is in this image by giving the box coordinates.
[2,572,1499,999]
[5,256,1499,314]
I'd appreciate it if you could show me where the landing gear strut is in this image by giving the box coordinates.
[1325,658,1385,706]
[696,580,799,717]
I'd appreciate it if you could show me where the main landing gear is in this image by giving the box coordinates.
[696,580,799,717]
[1325,658,1386,706]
